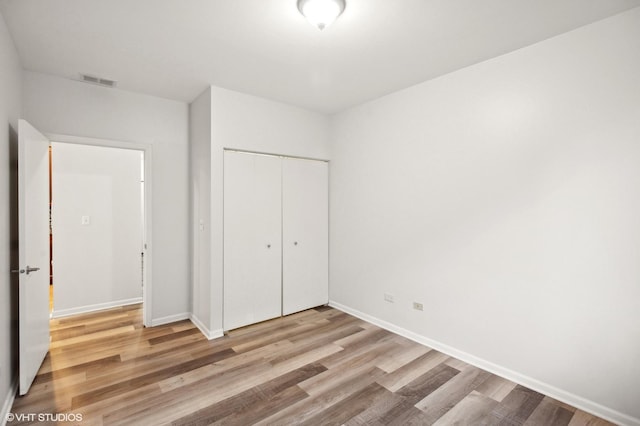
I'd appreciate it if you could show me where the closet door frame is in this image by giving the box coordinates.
[222,149,329,331]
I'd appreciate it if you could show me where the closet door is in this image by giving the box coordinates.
[282,158,329,315]
[224,151,282,330]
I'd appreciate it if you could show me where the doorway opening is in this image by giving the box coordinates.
[48,142,147,321]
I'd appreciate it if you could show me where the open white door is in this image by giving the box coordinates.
[16,120,50,395]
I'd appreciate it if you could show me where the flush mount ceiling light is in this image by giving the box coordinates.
[297,0,346,30]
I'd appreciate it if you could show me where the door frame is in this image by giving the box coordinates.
[47,133,154,327]
[221,148,330,331]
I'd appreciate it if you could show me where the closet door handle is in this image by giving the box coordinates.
[26,266,41,275]
[13,266,40,275]
[294,241,298,246]
[267,244,271,249]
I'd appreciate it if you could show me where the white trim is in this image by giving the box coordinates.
[51,298,142,319]
[150,312,190,327]
[223,147,329,163]
[46,133,154,327]
[0,378,17,426]
[190,314,224,340]
[329,300,640,426]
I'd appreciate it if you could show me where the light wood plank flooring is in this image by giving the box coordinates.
[9,304,614,425]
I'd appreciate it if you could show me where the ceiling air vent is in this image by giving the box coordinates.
[80,74,117,88]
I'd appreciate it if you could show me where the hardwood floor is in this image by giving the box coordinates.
[9,304,614,425]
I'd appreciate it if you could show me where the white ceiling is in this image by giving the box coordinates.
[1,0,639,113]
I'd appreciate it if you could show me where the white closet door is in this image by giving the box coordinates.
[224,151,282,330]
[282,157,329,315]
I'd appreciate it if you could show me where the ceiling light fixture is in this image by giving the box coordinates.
[297,0,346,30]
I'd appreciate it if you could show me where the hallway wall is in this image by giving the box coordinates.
[23,71,190,323]
[51,143,143,316]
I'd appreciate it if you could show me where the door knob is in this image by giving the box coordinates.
[294,241,298,246]
[25,266,40,275]
[11,266,39,275]
[267,244,271,249]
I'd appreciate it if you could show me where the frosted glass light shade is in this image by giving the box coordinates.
[297,0,346,30]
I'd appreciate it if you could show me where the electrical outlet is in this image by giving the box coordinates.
[413,302,424,311]
[384,293,394,303]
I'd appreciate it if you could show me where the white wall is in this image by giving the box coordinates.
[330,8,640,425]
[51,143,142,316]
[207,86,330,333]
[0,10,22,420]
[23,71,190,323]
[189,88,211,331]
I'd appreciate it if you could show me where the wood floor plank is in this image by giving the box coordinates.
[27,372,87,397]
[333,326,390,348]
[432,390,499,426]
[71,348,236,408]
[171,363,324,425]
[10,304,617,426]
[31,355,122,385]
[190,339,294,376]
[214,384,309,426]
[445,357,469,371]
[524,396,575,426]
[116,331,205,362]
[342,391,406,426]
[255,367,387,425]
[299,362,384,397]
[395,363,460,404]
[297,382,391,426]
[49,325,136,349]
[267,325,364,365]
[414,364,493,423]
[28,339,211,408]
[157,363,220,393]
[376,400,431,426]
[318,331,398,370]
[48,322,181,358]
[375,339,430,373]
[488,384,546,425]
[42,325,185,372]
[229,320,328,354]
[475,373,518,402]
[377,349,449,392]
[147,327,202,345]
[70,379,165,425]
[106,344,343,425]
[286,312,360,344]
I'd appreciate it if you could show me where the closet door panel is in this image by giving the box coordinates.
[224,151,282,330]
[282,158,329,315]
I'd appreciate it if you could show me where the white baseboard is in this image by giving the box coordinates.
[150,312,191,327]
[0,378,17,426]
[329,300,640,426]
[190,314,224,340]
[51,297,143,319]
